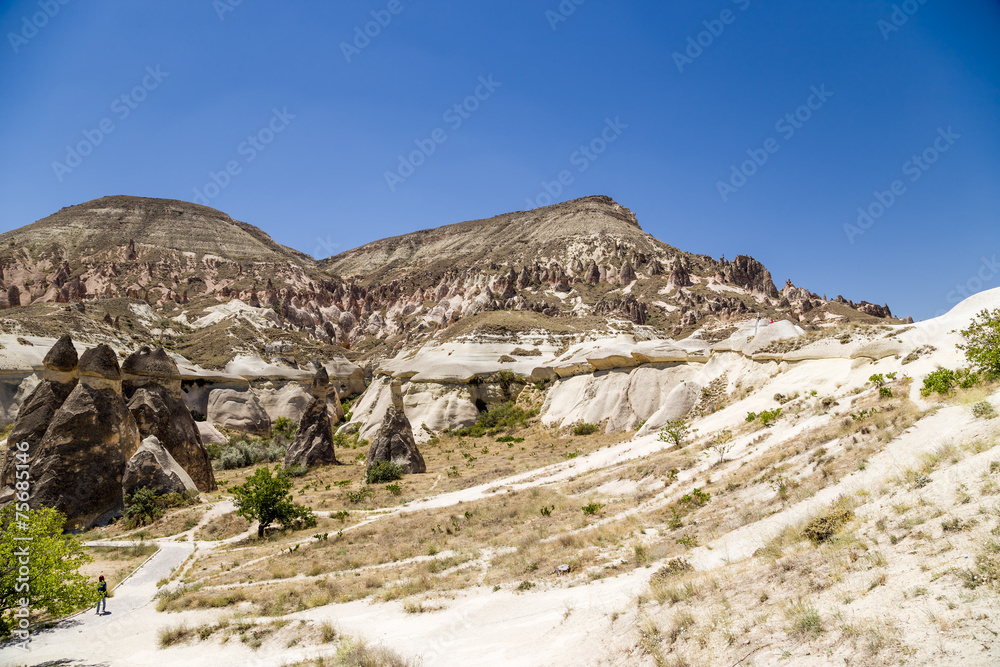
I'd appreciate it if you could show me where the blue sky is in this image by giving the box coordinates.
[0,0,997,321]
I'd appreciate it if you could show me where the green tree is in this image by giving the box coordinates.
[1,505,98,638]
[657,419,688,447]
[959,308,1000,377]
[231,466,316,538]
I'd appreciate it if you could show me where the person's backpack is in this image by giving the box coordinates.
[98,582,107,596]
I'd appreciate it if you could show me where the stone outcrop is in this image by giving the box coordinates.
[25,343,141,530]
[366,381,425,475]
[123,435,197,498]
[0,334,80,505]
[284,367,339,469]
[207,388,270,436]
[123,347,216,491]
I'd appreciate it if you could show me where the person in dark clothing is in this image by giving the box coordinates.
[96,575,107,614]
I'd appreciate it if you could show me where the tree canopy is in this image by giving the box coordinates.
[231,466,316,538]
[0,505,98,639]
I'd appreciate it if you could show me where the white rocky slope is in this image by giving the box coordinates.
[341,287,982,444]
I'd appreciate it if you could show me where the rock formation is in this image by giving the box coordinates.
[366,381,425,475]
[25,343,141,530]
[207,388,270,436]
[123,435,198,498]
[122,347,216,491]
[0,334,80,505]
[284,367,339,469]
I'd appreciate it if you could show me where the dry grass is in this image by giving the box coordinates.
[78,544,158,594]
[194,511,251,541]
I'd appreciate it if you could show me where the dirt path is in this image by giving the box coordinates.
[1,540,194,667]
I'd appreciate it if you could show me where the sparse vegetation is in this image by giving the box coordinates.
[366,460,403,484]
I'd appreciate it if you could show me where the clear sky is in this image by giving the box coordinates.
[0,0,997,321]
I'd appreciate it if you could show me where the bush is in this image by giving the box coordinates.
[758,408,782,426]
[959,308,1000,376]
[921,367,980,396]
[803,503,854,543]
[214,436,285,470]
[271,416,297,440]
[572,423,599,436]
[581,503,605,515]
[455,401,538,437]
[124,487,163,527]
[365,460,403,484]
[657,419,688,447]
[972,401,998,420]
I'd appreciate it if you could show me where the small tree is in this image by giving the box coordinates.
[231,466,316,538]
[0,506,99,638]
[657,419,688,448]
[959,308,1000,377]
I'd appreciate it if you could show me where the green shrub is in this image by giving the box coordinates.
[758,408,782,426]
[271,416,297,440]
[283,463,308,477]
[972,401,997,420]
[365,460,403,484]
[581,503,605,515]
[959,308,1000,376]
[657,419,688,447]
[572,423,599,436]
[124,487,163,527]
[455,401,538,437]
[385,483,401,496]
[678,488,711,508]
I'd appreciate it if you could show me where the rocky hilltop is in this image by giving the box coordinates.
[0,194,899,434]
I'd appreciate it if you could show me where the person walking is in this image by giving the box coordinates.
[96,575,107,615]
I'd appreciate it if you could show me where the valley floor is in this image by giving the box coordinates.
[3,380,1000,667]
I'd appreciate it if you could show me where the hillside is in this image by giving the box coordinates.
[0,195,901,375]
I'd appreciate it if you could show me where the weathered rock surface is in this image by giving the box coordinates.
[123,347,216,492]
[284,368,339,469]
[123,435,197,497]
[366,382,425,474]
[29,365,141,530]
[0,335,80,506]
[196,421,227,445]
[128,386,216,491]
[207,388,270,436]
